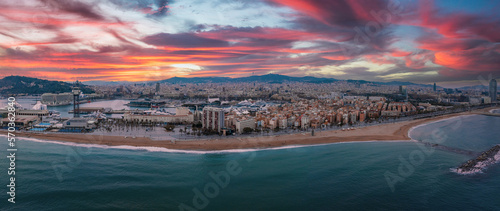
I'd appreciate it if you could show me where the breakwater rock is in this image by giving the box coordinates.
[454,145,500,175]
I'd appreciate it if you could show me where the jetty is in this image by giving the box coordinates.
[455,145,500,174]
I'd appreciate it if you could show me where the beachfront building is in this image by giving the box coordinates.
[235,118,256,134]
[123,112,194,124]
[300,115,310,129]
[202,107,224,133]
[62,118,97,131]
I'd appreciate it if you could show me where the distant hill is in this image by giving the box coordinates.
[156,74,439,87]
[158,74,338,84]
[0,76,94,95]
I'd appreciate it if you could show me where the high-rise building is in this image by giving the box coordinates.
[399,85,407,94]
[155,82,160,93]
[433,83,436,92]
[399,85,408,101]
[490,79,497,102]
[202,107,225,133]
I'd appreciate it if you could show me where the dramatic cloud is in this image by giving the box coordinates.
[0,0,498,86]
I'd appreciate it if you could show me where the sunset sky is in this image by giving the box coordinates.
[0,0,499,87]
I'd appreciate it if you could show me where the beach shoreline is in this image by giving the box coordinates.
[2,107,497,151]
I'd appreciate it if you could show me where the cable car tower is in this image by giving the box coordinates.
[72,81,81,118]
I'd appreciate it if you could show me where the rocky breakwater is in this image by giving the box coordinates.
[455,145,500,175]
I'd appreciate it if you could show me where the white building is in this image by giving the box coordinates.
[482,96,492,104]
[235,118,255,134]
[301,115,309,129]
[123,113,194,123]
[278,118,287,129]
[176,107,190,116]
[64,118,96,129]
[41,93,73,106]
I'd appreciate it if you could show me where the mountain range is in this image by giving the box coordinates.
[157,74,339,84]
[156,74,436,88]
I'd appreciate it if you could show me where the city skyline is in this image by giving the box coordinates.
[0,0,499,87]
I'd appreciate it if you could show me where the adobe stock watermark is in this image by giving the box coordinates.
[478,74,496,87]
[51,133,104,182]
[385,116,463,192]
[51,99,123,182]
[179,151,256,211]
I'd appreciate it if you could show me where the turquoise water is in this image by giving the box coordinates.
[1,114,499,210]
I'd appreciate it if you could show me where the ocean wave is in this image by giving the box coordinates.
[0,134,407,154]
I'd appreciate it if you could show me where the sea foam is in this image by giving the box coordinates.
[451,145,500,175]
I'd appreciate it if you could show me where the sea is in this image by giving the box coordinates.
[1,104,499,210]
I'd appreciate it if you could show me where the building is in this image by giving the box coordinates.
[176,107,190,116]
[349,112,357,124]
[490,79,497,102]
[63,118,96,130]
[300,115,309,129]
[278,118,287,129]
[123,112,194,124]
[382,102,417,117]
[369,96,386,102]
[359,110,366,122]
[433,83,437,92]
[268,118,278,129]
[482,96,492,104]
[155,82,160,93]
[0,109,49,118]
[1,116,39,129]
[235,118,255,134]
[399,85,407,94]
[469,97,481,105]
[202,107,224,133]
[41,93,73,106]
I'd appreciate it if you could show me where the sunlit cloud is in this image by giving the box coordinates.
[0,0,498,85]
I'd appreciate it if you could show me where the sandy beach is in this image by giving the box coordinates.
[3,107,497,150]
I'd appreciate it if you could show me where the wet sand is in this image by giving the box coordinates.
[2,108,496,151]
